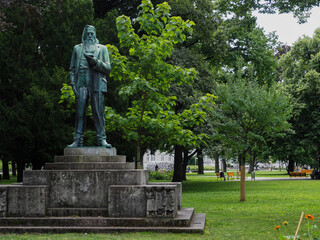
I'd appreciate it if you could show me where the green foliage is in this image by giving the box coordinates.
[213,22,278,85]
[59,83,75,108]
[40,0,94,68]
[161,0,278,88]
[214,0,319,23]
[148,170,173,180]
[105,0,215,162]
[0,0,94,179]
[211,80,292,164]
[94,9,119,47]
[279,28,320,166]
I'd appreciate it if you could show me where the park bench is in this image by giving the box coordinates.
[289,172,306,179]
[301,169,313,176]
[216,172,221,180]
[237,171,247,179]
[216,172,226,181]
[227,172,235,180]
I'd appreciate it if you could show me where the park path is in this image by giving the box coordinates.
[202,171,311,181]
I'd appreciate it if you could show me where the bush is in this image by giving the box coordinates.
[148,170,173,180]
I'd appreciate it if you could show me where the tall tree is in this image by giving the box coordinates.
[105,0,197,168]
[211,80,291,201]
[279,28,320,168]
[0,0,94,181]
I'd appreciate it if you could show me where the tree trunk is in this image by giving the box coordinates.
[2,158,10,180]
[17,160,24,183]
[136,138,141,169]
[240,152,246,202]
[139,148,144,169]
[197,148,204,174]
[248,152,255,173]
[214,154,219,173]
[182,149,188,181]
[287,158,295,173]
[182,149,197,181]
[32,155,43,170]
[172,145,183,182]
[222,156,227,172]
[12,160,16,176]
[240,165,246,201]
[279,160,281,172]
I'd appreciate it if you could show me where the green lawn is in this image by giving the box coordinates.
[254,170,289,178]
[1,174,319,239]
[0,176,17,185]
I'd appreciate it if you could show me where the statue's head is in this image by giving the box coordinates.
[81,25,98,44]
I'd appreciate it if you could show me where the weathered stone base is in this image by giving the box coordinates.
[64,147,117,156]
[0,209,205,233]
[0,213,205,233]
[0,147,206,233]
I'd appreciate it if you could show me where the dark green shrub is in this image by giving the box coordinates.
[149,170,173,180]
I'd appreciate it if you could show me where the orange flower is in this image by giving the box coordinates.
[273,225,281,230]
[305,214,315,220]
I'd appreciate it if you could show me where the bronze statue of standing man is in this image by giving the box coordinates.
[68,25,111,148]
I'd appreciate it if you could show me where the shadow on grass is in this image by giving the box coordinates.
[182,176,240,193]
[0,176,17,185]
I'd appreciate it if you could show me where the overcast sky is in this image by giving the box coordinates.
[254,7,320,45]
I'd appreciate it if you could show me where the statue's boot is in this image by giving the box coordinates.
[67,139,83,148]
[97,139,112,148]
[97,131,111,148]
[67,131,83,148]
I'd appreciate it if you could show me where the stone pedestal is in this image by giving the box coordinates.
[0,148,206,233]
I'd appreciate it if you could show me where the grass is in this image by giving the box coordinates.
[0,176,17,185]
[0,174,319,239]
[182,175,319,239]
[254,170,289,178]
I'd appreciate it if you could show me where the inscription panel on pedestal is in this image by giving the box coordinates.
[49,171,110,208]
[7,186,47,217]
[146,186,177,218]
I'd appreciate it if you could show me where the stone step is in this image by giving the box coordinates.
[46,208,193,225]
[0,215,204,233]
[45,162,135,170]
[54,155,126,163]
[64,147,116,156]
[0,208,194,227]
[0,211,205,233]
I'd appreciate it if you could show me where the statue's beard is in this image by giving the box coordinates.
[84,39,96,54]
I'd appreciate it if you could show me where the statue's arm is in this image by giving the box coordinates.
[69,46,78,86]
[69,45,79,97]
[92,45,111,75]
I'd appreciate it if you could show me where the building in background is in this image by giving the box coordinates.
[143,150,215,170]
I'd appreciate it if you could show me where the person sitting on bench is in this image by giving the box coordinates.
[220,171,226,181]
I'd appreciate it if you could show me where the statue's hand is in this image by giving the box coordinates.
[72,85,79,98]
[84,53,97,66]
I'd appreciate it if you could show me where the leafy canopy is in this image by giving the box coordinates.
[211,80,291,164]
[279,28,320,164]
[105,0,215,147]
